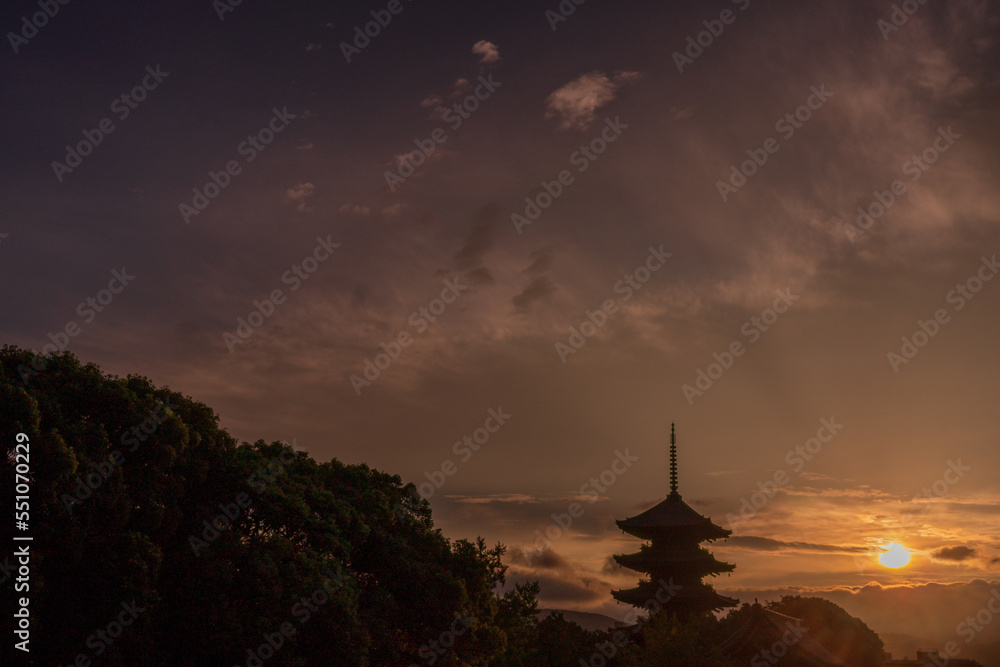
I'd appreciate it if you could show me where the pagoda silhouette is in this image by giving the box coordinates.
[612,423,738,617]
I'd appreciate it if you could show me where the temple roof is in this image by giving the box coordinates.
[615,493,731,541]
[614,545,735,576]
[716,605,852,666]
[615,424,730,541]
[611,581,738,613]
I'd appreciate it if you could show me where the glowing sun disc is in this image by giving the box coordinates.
[878,542,911,568]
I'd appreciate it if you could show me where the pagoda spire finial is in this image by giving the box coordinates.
[669,422,679,498]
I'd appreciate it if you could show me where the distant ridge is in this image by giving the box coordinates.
[536,609,622,632]
[860,631,998,667]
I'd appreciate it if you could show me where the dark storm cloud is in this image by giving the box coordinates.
[453,203,500,270]
[508,546,569,570]
[933,545,978,562]
[507,570,607,604]
[511,276,557,313]
[465,267,495,286]
[522,246,555,276]
[504,547,613,605]
[726,536,867,554]
[510,247,558,313]
[350,285,370,310]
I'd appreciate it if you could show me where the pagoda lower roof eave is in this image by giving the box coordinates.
[611,585,738,611]
[614,553,735,575]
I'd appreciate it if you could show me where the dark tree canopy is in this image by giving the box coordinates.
[2,347,604,666]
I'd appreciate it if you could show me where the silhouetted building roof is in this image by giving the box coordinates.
[883,651,983,666]
[615,491,732,541]
[717,604,853,666]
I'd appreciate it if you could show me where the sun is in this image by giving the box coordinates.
[878,542,912,568]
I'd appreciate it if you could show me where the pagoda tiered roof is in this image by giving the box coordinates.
[615,492,732,542]
[613,543,734,579]
[716,604,851,665]
[611,580,738,614]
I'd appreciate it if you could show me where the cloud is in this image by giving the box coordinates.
[284,182,316,212]
[544,70,641,131]
[466,267,495,286]
[440,78,474,104]
[522,246,555,276]
[380,203,403,218]
[505,547,612,606]
[472,40,500,64]
[339,204,371,216]
[668,105,694,121]
[349,285,370,312]
[451,204,501,288]
[453,204,500,269]
[798,472,837,482]
[296,142,314,151]
[509,570,607,604]
[602,555,623,574]
[726,536,867,554]
[420,95,444,109]
[392,146,445,172]
[512,276,557,313]
[510,247,559,313]
[933,545,978,562]
[421,54,500,119]
[508,546,569,570]
[447,494,542,504]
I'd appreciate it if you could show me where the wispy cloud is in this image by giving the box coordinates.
[446,494,543,505]
[284,182,316,212]
[472,40,500,64]
[512,276,557,314]
[726,536,867,554]
[544,70,641,131]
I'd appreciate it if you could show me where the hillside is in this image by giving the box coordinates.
[538,609,623,632]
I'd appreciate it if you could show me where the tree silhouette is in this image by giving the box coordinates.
[0,347,541,665]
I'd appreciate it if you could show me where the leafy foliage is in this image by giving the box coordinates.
[616,612,731,667]
[0,347,559,666]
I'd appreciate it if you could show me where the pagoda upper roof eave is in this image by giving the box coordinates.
[616,523,731,542]
[616,494,731,539]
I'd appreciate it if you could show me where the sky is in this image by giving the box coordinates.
[3,0,1000,652]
